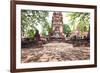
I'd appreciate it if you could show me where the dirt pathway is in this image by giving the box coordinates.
[21,42,90,63]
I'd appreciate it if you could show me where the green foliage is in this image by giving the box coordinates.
[63,24,71,34]
[42,23,52,36]
[21,10,49,38]
[66,12,90,32]
[27,29,35,38]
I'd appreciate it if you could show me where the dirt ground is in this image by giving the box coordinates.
[21,41,90,63]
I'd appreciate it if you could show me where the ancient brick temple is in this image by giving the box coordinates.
[51,12,64,38]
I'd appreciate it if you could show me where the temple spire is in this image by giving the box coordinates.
[52,12,63,38]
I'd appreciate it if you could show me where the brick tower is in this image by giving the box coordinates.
[52,12,63,38]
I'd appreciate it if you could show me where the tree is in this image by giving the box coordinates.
[42,22,52,36]
[63,24,71,35]
[66,12,90,32]
[21,10,49,38]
